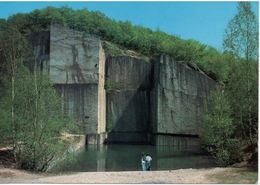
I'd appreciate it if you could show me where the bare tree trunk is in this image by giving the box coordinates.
[33,57,38,168]
[11,69,16,159]
[246,63,254,145]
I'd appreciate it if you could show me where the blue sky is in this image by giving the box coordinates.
[0,2,258,50]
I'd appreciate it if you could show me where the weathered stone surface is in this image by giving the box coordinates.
[29,25,107,144]
[151,55,216,136]
[153,134,200,150]
[106,90,150,132]
[105,56,152,143]
[105,88,151,143]
[105,56,152,90]
[54,84,98,134]
[106,132,150,144]
[28,25,216,146]
[27,31,50,73]
[50,24,100,84]
[86,133,107,145]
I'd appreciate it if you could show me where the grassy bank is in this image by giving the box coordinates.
[208,168,257,184]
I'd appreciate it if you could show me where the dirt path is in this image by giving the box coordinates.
[1,167,256,184]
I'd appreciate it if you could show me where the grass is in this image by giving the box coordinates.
[102,41,150,62]
[209,168,258,184]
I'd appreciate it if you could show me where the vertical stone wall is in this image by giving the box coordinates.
[27,31,50,73]
[49,24,106,144]
[28,25,216,146]
[151,55,216,146]
[50,24,100,84]
[54,84,98,133]
[105,56,152,143]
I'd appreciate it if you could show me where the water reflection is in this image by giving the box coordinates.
[53,144,216,172]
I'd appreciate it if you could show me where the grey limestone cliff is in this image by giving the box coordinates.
[151,55,216,146]
[105,56,152,143]
[29,24,106,144]
[29,24,216,147]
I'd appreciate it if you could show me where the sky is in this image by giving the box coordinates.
[0,1,258,50]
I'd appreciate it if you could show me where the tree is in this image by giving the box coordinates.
[223,2,258,61]
[0,23,29,158]
[202,2,259,166]
[202,87,240,166]
[225,60,258,146]
[0,64,71,171]
[0,23,76,171]
[223,2,258,151]
[216,2,258,165]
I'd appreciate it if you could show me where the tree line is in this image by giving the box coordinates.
[0,5,226,78]
[202,2,258,167]
[0,21,78,171]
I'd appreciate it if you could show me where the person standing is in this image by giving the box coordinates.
[141,153,146,171]
[145,153,152,171]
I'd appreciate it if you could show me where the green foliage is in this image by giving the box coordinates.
[0,65,71,171]
[215,149,230,166]
[202,88,240,166]
[202,68,258,167]
[102,41,150,62]
[209,168,258,183]
[223,2,258,61]
[202,2,258,166]
[106,118,114,132]
[5,6,223,75]
[197,47,236,82]
[102,41,127,57]
[0,22,29,75]
[104,79,113,91]
[222,2,258,159]
[202,60,258,166]
[0,2,258,169]
[225,60,258,145]
[0,23,80,172]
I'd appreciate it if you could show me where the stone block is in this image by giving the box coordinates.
[50,24,100,84]
[106,90,150,133]
[152,55,216,136]
[105,56,152,90]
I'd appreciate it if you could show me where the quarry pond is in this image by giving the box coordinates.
[51,144,216,172]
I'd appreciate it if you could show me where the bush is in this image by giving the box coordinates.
[215,149,230,166]
[202,87,240,166]
[0,64,72,171]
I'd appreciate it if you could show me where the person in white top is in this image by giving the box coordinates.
[145,154,152,171]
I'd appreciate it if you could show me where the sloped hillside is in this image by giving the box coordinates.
[1,6,231,80]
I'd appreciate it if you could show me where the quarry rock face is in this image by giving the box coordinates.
[50,24,106,144]
[29,24,216,147]
[105,56,152,90]
[30,24,106,144]
[151,55,216,146]
[27,31,50,73]
[105,56,152,143]
[50,24,100,84]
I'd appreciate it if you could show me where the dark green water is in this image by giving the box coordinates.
[53,144,216,172]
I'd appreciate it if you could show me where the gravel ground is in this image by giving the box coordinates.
[0,167,239,184]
